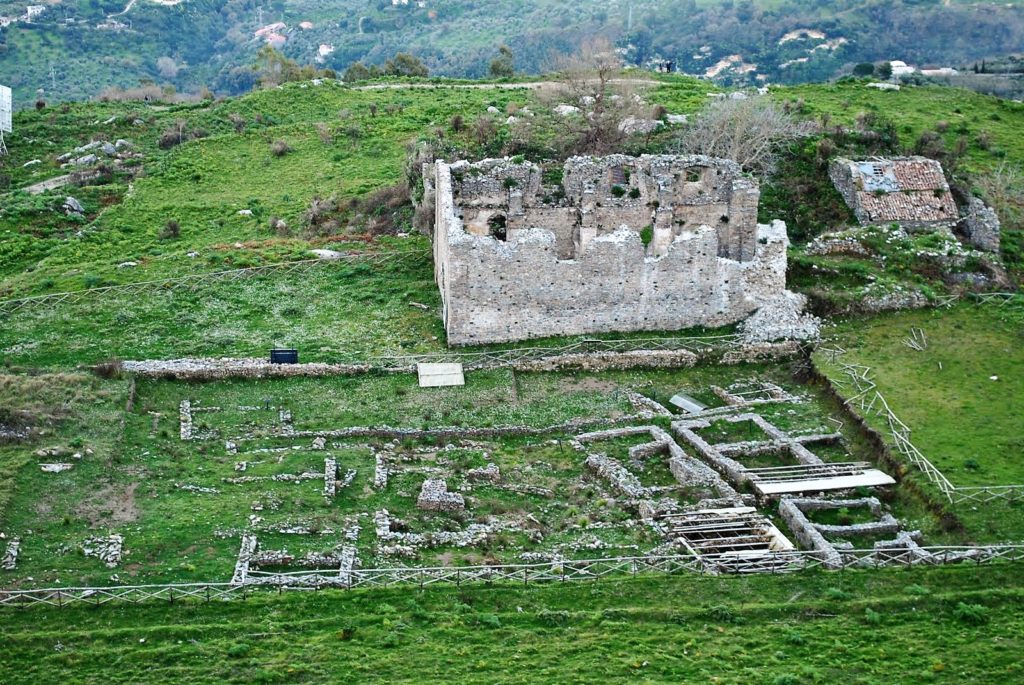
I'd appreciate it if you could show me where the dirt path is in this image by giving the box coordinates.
[350,78,661,92]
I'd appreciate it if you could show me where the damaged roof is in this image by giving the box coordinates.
[832,156,959,225]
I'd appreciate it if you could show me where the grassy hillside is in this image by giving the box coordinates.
[1,566,1022,684]
[2,72,1024,685]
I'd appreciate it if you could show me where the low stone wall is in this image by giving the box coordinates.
[124,359,371,380]
[121,341,803,383]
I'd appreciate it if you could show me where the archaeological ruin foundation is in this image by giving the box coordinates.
[429,154,804,345]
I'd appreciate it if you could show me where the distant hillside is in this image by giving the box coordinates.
[2,0,1024,105]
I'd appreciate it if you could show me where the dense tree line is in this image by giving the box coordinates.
[4,0,1024,105]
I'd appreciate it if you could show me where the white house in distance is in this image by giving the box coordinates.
[889,60,916,78]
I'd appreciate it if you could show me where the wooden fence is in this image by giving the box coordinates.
[822,345,1024,505]
[3,545,1024,609]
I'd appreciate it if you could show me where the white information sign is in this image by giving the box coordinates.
[0,85,11,134]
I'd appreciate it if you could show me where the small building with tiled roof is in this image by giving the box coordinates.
[829,156,959,228]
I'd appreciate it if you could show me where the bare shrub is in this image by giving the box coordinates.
[303,196,340,235]
[228,113,246,133]
[976,162,1024,230]
[541,37,642,155]
[450,114,465,133]
[92,358,123,379]
[270,140,292,157]
[159,220,181,240]
[315,122,332,144]
[673,97,814,176]
[158,120,189,150]
[471,116,498,147]
[362,182,410,235]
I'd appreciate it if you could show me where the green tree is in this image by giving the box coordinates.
[344,62,373,82]
[384,53,428,78]
[853,62,875,77]
[489,45,515,79]
[875,61,893,80]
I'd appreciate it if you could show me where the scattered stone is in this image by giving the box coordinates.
[71,154,98,167]
[232,534,257,584]
[467,463,500,483]
[100,142,117,157]
[959,197,1001,252]
[117,261,138,269]
[238,209,253,216]
[739,292,821,343]
[179,400,193,440]
[416,479,465,511]
[22,159,41,167]
[63,196,84,215]
[2,538,20,570]
[40,463,74,473]
[311,248,342,260]
[553,104,581,117]
[82,535,124,568]
[584,454,647,499]
[617,116,663,135]
[177,484,220,494]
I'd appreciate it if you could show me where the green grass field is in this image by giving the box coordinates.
[816,301,1024,487]
[1,565,1022,684]
[815,300,1024,540]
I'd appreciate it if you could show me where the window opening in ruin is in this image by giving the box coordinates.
[609,166,628,186]
[488,213,507,241]
[686,169,702,183]
[720,215,730,223]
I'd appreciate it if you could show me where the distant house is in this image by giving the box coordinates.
[920,67,959,77]
[254,22,286,39]
[23,5,45,21]
[316,44,335,64]
[889,60,916,78]
[829,157,959,228]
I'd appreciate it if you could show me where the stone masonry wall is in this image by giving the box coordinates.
[434,155,792,346]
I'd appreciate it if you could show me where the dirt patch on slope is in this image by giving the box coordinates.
[75,481,140,527]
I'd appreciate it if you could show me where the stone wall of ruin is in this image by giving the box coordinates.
[433,155,791,346]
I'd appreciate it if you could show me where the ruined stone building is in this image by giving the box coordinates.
[829,156,959,228]
[429,154,798,345]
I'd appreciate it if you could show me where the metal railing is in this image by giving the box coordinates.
[3,545,1023,609]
